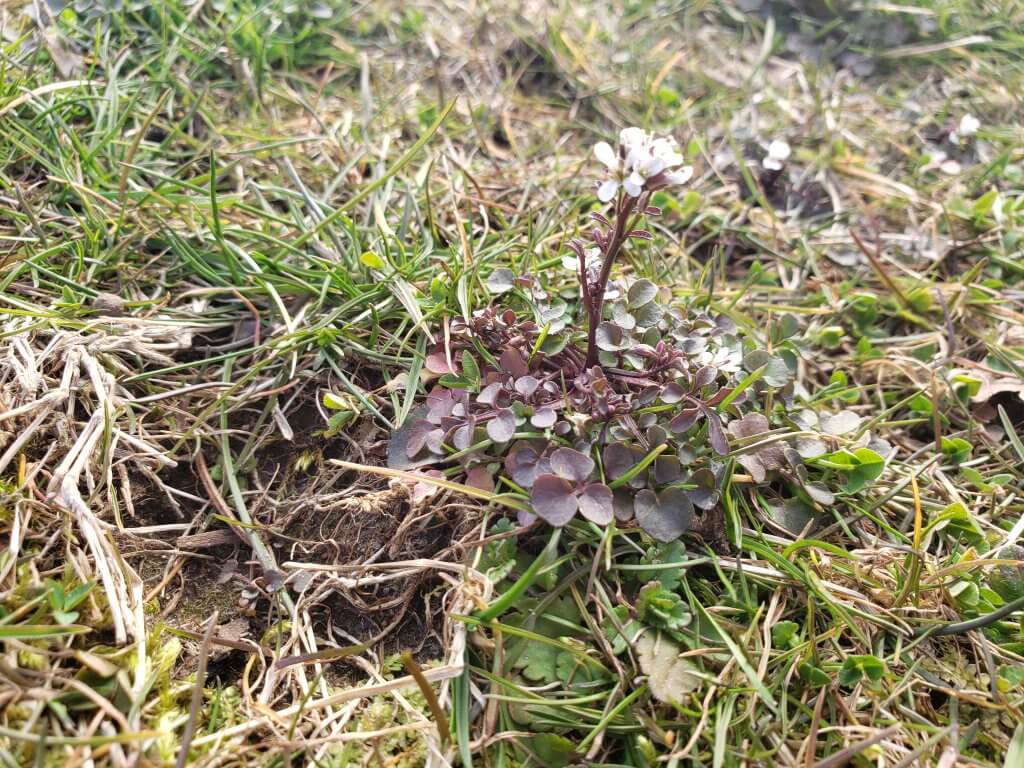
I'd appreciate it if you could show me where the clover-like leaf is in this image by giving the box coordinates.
[744,350,792,388]
[820,410,861,436]
[661,382,686,404]
[487,408,517,443]
[765,498,816,535]
[500,347,528,378]
[531,474,578,526]
[804,481,834,506]
[613,488,635,521]
[515,375,539,397]
[694,365,717,388]
[579,483,614,524]
[595,322,627,351]
[486,268,515,295]
[635,488,694,542]
[728,413,785,481]
[505,441,545,488]
[477,382,503,406]
[628,279,659,309]
[686,468,720,510]
[550,447,594,483]
[465,466,495,492]
[452,421,475,451]
[531,407,557,429]
[793,436,828,459]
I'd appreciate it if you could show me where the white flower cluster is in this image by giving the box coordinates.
[593,127,693,202]
[762,139,791,171]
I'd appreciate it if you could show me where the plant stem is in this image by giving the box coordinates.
[584,192,638,368]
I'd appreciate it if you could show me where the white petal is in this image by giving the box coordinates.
[767,139,791,161]
[597,180,619,202]
[642,155,666,175]
[958,114,980,137]
[619,126,646,149]
[661,150,684,167]
[666,166,694,185]
[762,158,782,171]
[594,141,618,169]
[623,173,644,197]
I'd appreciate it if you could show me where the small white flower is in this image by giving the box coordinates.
[762,139,791,171]
[593,127,693,201]
[594,141,618,170]
[950,113,980,145]
[959,114,980,138]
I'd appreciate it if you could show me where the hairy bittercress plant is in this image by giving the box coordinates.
[388,128,839,540]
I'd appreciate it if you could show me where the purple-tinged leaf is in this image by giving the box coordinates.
[411,470,444,504]
[487,408,516,443]
[613,489,635,521]
[715,314,737,334]
[804,481,834,506]
[554,421,572,436]
[636,413,658,430]
[531,408,557,429]
[628,229,653,240]
[647,425,668,447]
[505,442,542,488]
[635,488,694,543]
[727,412,770,439]
[477,382,502,406]
[661,382,686,404]
[426,388,459,422]
[704,387,734,407]
[387,406,442,471]
[453,421,476,451]
[425,429,445,454]
[550,447,594,483]
[517,508,537,526]
[425,347,456,374]
[500,348,528,378]
[590,212,611,226]
[668,408,701,434]
[737,453,767,483]
[639,386,661,406]
[705,411,729,456]
[793,436,827,459]
[644,205,662,216]
[695,366,718,388]
[406,420,439,457]
[603,443,637,481]
[531,475,578,526]
[654,456,682,485]
[628,280,658,308]
[579,484,614,525]
[465,466,495,492]
[486,268,515,295]
[595,322,625,351]
[514,376,539,397]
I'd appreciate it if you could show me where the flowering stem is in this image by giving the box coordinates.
[584,192,641,369]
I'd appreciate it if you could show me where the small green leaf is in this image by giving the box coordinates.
[637,582,692,632]
[941,436,972,465]
[838,655,886,687]
[360,251,386,269]
[798,661,831,687]
[771,621,800,648]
